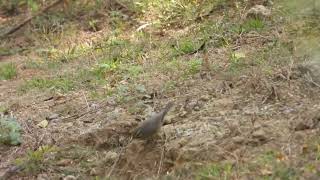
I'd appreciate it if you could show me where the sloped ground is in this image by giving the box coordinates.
[1,0,320,179]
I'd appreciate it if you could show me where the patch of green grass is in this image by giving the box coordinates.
[186,58,202,75]
[230,18,265,35]
[252,150,299,179]
[164,80,177,91]
[196,162,233,180]
[126,65,144,78]
[91,60,120,80]
[241,18,265,33]
[228,51,246,72]
[173,38,198,56]
[136,0,226,27]
[0,105,8,113]
[0,63,17,80]
[0,116,22,146]
[0,47,19,56]
[24,59,63,70]
[21,77,75,93]
[15,145,57,174]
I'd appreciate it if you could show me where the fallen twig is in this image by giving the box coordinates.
[0,0,64,39]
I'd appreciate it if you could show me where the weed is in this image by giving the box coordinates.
[173,38,197,56]
[196,163,233,180]
[253,150,299,179]
[125,65,144,78]
[15,145,57,174]
[0,106,8,113]
[0,116,22,146]
[186,58,203,75]
[228,51,246,72]
[21,77,75,93]
[0,63,17,80]
[164,80,177,91]
[241,18,265,33]
[92,60,120,79]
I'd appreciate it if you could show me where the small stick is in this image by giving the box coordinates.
[107,136,133,177]
[81,91,90,111]
[0,0,64,39]
[157,135,167,178]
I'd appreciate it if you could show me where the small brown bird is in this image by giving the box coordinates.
[133,102,174,139]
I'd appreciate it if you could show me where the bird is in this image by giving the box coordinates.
[132,101,174,139]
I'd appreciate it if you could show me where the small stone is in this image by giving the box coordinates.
[179,111,188,118]
[246,5,271,19]
[37,174,48,180]
[105,151,118,162]
[56,159,73,166]
[294,122,310,131]
[199,95,210,101]
[63,175,77,180]
[164,114,174,124]
[193,106,200,111]
[232,136,246,144]
[90,168,98,176]
[252,129,267,142]
[46,113,59,121]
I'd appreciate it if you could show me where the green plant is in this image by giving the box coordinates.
[241,18,265,33]
[126,65,143,77]
[15,145,57,173]
[21,77,75,92]
[92,60,120,79]
[173,38,197,55]
[0,63,17,80]
[197,163,233,180]
[187,58,202,75]
[228,51,246,72]
[0,116,22,146]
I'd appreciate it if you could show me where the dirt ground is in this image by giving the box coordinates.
[1,0,320,179]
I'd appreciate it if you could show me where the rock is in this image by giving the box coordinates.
[105,151,118,162]
[232,136,246,144]
[252,129,267,142]
[179,111,188,118]
[90,168,98,176]
[199,95,210,102]
[46,113,59,121]
[297,59,320,84]
[63,175,77,180]
[37,174,49,180]
[164,114,174,125]
[246,5,271,19]
[294,122,311,131]
[56,159,73,166]
[294,117,320,131]
[193,106,200,111]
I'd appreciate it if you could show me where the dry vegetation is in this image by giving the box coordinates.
[1,0,320,179]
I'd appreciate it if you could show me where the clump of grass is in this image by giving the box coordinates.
[0,63,17,80]
[230,18,265,35]
[172,38,199,56]
[249,150,299,179]
[15,145,57,174]
[0,116,22,146]
[228,51,246,72]
[185,58,202,76]
[21,77,75,93]
[196,162,233,180]
[241,18,265,33]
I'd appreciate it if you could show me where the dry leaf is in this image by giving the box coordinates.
[37,120,49,128]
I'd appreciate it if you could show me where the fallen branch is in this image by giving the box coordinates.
[0,0,64,39]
